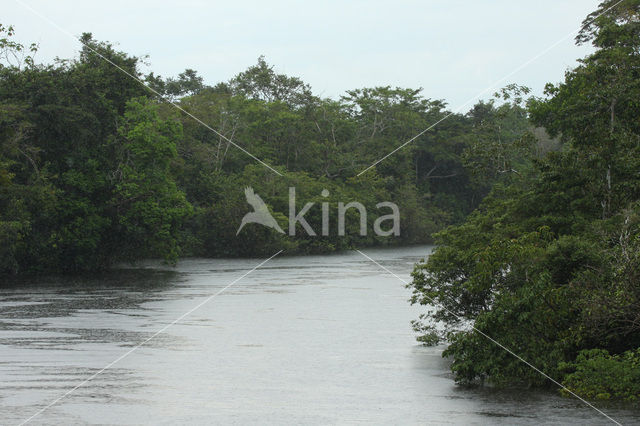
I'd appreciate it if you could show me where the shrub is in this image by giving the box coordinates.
[560,349,640,401]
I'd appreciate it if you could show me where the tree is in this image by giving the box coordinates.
[110,97,192,263]
[408,0,640,397]
[462,85,533,186]
[230,56,314,108]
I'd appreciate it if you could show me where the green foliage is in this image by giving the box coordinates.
[0,24,37,69]
[462,85,535,186]
[166,58,530,257]
[560,349,640,401]
[0,25,531,273]
[0,27,189,273]
[408,0,640,400]
[112,98,192,263]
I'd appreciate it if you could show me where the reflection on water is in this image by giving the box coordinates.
[0,247,638,425]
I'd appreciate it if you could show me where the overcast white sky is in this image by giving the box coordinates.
[5,0,601,109]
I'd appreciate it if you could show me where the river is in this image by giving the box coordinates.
[0,246,638,425]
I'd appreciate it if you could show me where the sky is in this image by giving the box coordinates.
[5,0,602,110]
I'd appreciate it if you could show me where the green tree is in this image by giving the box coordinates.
[408,0,640,397]
[111,97,192,263]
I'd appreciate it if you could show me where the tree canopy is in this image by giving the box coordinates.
[0,26,534,273]
[409,0,640,401]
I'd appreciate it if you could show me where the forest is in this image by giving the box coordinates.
[1,0,639,403]
[0,25,534,273]
[409,0,640,402]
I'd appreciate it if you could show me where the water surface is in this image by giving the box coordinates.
[0,246,638,425]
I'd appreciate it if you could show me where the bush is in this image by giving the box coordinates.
[560,349,640,401]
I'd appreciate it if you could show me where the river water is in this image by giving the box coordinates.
[0,246,637,425]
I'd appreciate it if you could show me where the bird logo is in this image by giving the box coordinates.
[236,187,285,235]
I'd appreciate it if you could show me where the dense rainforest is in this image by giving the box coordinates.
[0,23,535,274]
[409,0,640,401]
[1,0,638,404]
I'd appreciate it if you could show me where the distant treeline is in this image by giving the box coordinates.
[0,25,541,274]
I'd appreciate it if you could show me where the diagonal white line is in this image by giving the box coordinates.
[357,0,626,176]
[18,250,284,426]
[355,249,622,426]
[13,0,283,177]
